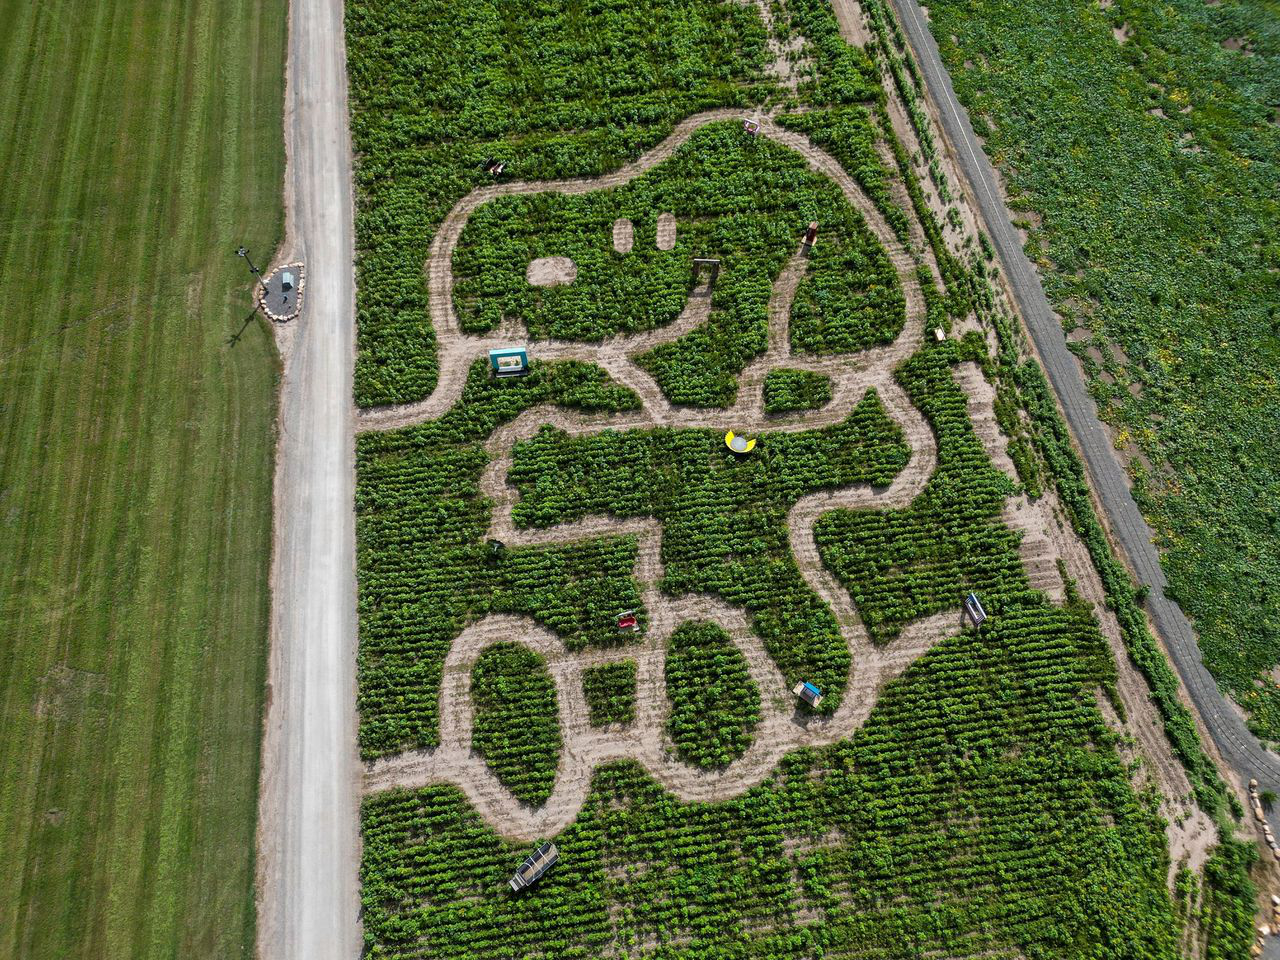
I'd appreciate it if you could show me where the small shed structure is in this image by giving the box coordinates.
[793,681,824,708]
[490,347,529,378]
[692,257,721,288]
[509,842,559,892]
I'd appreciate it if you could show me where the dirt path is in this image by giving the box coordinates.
[357,110,924,433]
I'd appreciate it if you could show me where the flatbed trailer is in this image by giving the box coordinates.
[509,842,559,892]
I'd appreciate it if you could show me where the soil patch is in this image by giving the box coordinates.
[830,0,873,48]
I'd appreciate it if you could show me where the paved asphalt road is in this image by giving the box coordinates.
[887,0,1280,801]
[255,0,361,956]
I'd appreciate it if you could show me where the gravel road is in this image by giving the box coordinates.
[885,0,1280,798]
[255,0,361,955]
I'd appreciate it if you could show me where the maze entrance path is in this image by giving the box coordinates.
[358,110,968,840]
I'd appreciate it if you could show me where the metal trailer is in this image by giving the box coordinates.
[509,842,559,892]
[964,592,987,627]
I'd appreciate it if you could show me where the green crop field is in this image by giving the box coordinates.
[919,0,1280,738]
[348,0,1259,957]
[0,1,284,957]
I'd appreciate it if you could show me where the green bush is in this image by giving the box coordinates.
[923,0,1280,742]
[348,0,1246,954]
[664,623,761,768]
[583,661,638,727]
[763,367,833,413]
[509,391,910,705]
[471,643,562,807]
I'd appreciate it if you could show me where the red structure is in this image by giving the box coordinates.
[616,610,639,632]
[803,221,819,248]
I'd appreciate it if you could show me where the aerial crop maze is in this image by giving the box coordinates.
[348,0,1227,956]
[360,113,963,836]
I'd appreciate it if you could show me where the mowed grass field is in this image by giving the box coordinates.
[0,1,285,957]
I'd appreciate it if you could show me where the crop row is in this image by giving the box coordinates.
[664,622,761,768]
[356,361,645,757]
[923,0,1280,749]
[582,661,638,727]
[763,368,833,414]
[349,0,1223,953]
[454,122,904,407]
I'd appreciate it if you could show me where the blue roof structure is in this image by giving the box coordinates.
[793,681,824,708]
[489,346,529,377]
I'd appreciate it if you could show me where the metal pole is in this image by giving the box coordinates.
[236,246,270,295]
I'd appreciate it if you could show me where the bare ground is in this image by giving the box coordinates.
[831,0,874,48]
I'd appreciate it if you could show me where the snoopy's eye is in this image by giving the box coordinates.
[656,212,677,251]
[526,257,577,287]
[613,218,634,254]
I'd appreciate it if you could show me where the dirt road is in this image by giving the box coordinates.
[884,0,1280,813]
[254,0,361,955]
